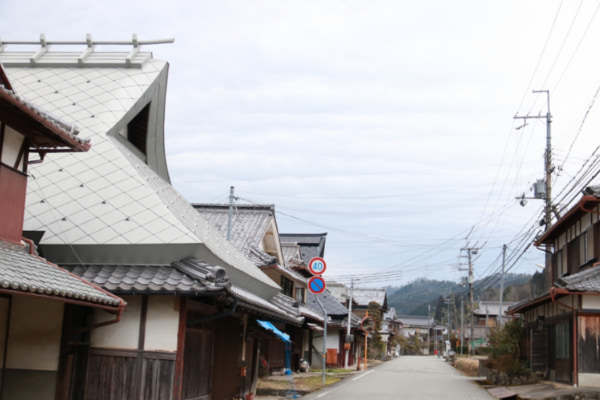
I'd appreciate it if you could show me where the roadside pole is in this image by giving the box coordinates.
[315,295,327,387]
[307,257,328,387]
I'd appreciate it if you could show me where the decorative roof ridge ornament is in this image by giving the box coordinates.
[0,34,174,68]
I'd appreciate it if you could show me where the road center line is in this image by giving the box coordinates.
[352,370,375,381]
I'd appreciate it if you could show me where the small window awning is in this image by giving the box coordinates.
[256,319,291,343]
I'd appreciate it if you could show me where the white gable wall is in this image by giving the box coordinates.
[3,54,280,298]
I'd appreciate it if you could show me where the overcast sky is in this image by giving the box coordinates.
[3,1,600,289]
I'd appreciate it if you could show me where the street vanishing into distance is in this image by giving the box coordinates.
[301,356,493,400]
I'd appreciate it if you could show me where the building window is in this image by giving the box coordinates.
[119,103,150,155]
[281,276,294,297]
[295,287,305,303]
[567,237,580,274]
[581,231,589,265]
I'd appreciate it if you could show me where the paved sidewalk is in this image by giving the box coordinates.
[507,382,600,399]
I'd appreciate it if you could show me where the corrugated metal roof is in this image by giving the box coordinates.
[0,241,123,309]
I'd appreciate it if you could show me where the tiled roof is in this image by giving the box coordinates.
[327,282,350,303]
[65,256,230,294]
[0,241,123,309]
[281,242,305,269]
[306,289,349,317]
[192,204,278,266]
[398,315,432,328]
[229,286,303,325]
[473,300,517,317]
[279,233,327,264]
[558,266,600,292]
[352,288,387,307]
[1,45,279,297]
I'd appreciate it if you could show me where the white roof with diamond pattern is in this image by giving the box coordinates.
[0,46,279,296]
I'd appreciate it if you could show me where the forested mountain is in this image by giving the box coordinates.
[386,273,536,318]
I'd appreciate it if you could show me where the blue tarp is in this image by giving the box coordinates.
[256,320,291,343]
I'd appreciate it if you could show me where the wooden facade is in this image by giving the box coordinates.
[513,196,600,387]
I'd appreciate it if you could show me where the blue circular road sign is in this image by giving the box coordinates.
[308,276,326,294]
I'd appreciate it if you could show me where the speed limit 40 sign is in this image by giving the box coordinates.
[308,257,327,275]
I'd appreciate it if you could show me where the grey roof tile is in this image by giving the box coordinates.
[559,267,600,292]
[192,204,277,266]
[66,256,230,294]
[0,241,122,308]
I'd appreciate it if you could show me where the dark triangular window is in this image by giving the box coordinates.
[121,103,149,155]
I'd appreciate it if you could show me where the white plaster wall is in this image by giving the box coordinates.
[579,373,600,388]
[326,328,340,349]
[144,296,179,352]
[6,296,63,370]
[91,295,141,349]
[582,295,600,310]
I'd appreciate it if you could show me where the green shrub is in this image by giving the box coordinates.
[487,319,523,373]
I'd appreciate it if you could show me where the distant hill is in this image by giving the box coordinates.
[386,273,533,317]
[386,278,462,315]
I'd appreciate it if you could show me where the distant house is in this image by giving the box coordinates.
[0,65,125,400]
[510,186,600,387]
[398,315,433,354]
[279,233,327,277]
[192,203,323,373]
[474,300,516,328]
[305,289,361,368]
[0,36,298,400]
[382,307,402,355]
[351,288,388,322]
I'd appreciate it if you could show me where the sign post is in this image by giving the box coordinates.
[307,257,327,385]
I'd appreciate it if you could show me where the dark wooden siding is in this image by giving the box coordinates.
[531,328,547,373]
[578,315,600,374]
[0,165,26,243]
[182,328,212,400]
[212,317,242,400]
[84,348,175,400]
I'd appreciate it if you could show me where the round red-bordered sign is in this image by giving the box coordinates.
[308,257,327,275]
[308,276,326,294]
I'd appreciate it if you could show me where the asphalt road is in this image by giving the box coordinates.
[301,356,495,400]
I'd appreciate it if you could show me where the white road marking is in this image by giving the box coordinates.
[316,391,330,398]
[352,370,375,381]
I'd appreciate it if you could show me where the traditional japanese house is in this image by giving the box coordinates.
[192,203,323,373]
[511,186,600,387]
[0,64,125,400]
[0,35,297,400]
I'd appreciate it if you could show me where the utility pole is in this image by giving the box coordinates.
[460,246,478,357]
[344,279,355,369]
[427,304,431,355]
[444,297,452,350]
[498,244,507,326]
[227,186,235,241]
[514,90,554,288]
[460,298,464,356]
